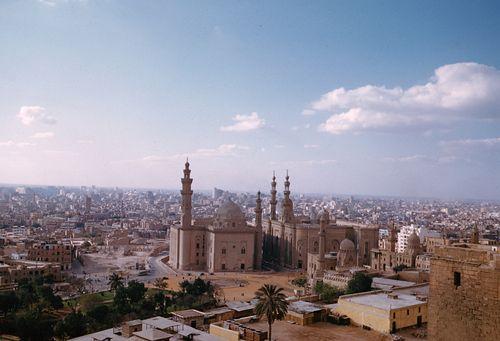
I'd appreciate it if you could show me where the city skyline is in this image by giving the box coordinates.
[1,1,500,200]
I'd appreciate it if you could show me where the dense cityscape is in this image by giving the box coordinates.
[1,1,499,340]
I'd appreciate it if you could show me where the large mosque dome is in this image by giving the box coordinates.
[213,198,246,229]
[407,231,421,250]
[340,238,355,251]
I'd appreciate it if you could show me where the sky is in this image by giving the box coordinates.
[1,0,500,200]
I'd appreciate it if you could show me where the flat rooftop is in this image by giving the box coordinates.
[288,300,323,314]
[341,292,426,311]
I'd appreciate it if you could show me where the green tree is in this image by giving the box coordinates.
[113,286,131,314]
[291,276,307,288]
[393,264,408,273]
[0,291,19,316]
[54,311,88,339]
[108,272,124,291]
[255,284,288,341]
[126,280,147,302]
[314,281,343,303]
[346,272,373,294]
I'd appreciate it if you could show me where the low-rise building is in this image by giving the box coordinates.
[69,316,221,341]
[333,284,429,334]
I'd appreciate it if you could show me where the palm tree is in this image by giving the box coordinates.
[254,284,289,341]
[108,272,124,292]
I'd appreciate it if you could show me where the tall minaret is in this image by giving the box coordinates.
[471,224,479,244]
[270,171,277,220]
[389,221,397,252]
[254,191,263,270]
[282,170,294,223]
[181,159,193,229]
[319,209,328,263]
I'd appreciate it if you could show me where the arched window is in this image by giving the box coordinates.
[241,247,246,254]
[222,248,226,255]
[313,241,319,253]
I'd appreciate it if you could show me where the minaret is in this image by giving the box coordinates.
[270,171,277,220]
[282,170,294,223]
[318,209,328,264]
[181,159,193,229]
[471,224,479,244]
[389,221,397,252]
[254,191,263,270]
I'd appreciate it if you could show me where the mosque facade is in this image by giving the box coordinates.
[169,162,379,274]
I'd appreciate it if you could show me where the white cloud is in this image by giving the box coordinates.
[440,137,500,149]
[77,139,94,144]
[304,144,320,149]
[0,140,36,148]
[383,154,432,163]
[313,63,500,134]
[17,106,57,125]
[301,109,315,116]
[269,159,336,167]
[220,112,265,132]
[274,144,285,149]
[31,131,55,139]
[142,144,250,163]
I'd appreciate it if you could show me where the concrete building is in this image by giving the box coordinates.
[169,162,263,272]
[428,244,500,341]
[333,284,429,334]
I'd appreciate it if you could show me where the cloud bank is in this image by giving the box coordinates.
[310,63,500,134]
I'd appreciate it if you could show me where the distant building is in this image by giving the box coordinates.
[213,187,224,200]
[428,244,500,341]
[26,241,74,270]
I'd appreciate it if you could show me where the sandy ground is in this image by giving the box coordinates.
[250,320,390,341]
[80,249,150,275]
[163,271,302,302]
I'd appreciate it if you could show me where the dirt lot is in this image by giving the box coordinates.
[250,320,390,341]
[164,271,302,301]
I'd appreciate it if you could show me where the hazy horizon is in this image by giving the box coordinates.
[1,1,500,200]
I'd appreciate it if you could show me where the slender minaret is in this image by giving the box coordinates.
[270,171,277,220]
[282,170,294,223]
[389,221,397,252]
[178,160,194,271]
[318,209,328,263]
[254,191,263,270]
[471,224,479,244]
[181,159,193,229]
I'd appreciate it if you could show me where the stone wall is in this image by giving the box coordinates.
[428,245,500,341]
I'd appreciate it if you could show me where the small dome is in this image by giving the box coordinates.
[215,199,245,222]
[407,231,420,249]
[340,238,355,251]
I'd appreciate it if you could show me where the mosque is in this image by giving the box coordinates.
[169,162,379,275]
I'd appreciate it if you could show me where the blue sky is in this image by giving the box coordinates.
[1,0,499,199]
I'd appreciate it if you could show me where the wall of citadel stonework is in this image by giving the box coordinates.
[428,247,500,341]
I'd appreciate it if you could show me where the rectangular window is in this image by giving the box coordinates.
[222,248,226,255]
[454,271,461,287]
[221,264,226,270]
[407,309,409,315]
[393,312,395,318]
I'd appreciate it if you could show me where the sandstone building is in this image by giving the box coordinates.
[428,244,500,341]
[169,162,379,274]
[371,224,423,272]
[169,161,263,272]
[263,173,379,273]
